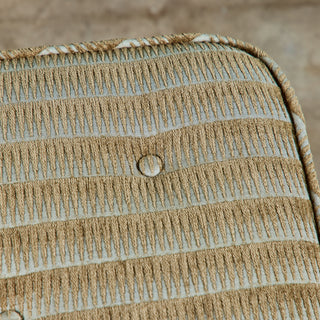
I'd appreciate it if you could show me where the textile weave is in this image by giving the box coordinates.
[0,33,319,319]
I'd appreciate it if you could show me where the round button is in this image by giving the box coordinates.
[0,311,23,320]
[137,154,163,177]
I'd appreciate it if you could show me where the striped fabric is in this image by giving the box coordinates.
[0,33,320,320]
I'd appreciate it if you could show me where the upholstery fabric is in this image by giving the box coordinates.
[0,33,320,319]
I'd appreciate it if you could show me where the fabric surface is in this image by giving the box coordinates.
[0,33,320,319]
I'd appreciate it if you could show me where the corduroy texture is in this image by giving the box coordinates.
[0,33,320,319]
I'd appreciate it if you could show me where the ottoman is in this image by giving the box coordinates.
[0,33,319,319]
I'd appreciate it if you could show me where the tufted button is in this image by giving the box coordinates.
[137,154,163,177]
[0,311,23,320]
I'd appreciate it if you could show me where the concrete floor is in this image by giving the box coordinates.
[1,0,320,174]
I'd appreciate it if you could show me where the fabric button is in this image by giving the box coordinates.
[137,155,163,177]
[0,311,23,320]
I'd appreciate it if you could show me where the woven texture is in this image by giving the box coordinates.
[0,33,320,319]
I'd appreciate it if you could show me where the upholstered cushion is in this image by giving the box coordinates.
[0,33,320,320]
